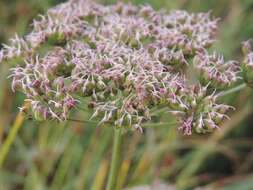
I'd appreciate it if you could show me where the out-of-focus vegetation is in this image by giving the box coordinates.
[0,0,253,189]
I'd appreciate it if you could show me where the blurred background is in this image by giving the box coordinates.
[0,0,253,189]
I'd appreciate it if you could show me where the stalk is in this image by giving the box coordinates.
[106,128,122,190]
[217,83,246,97]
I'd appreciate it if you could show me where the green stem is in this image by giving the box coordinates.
[217,83,246,97]
[106,128,122,190]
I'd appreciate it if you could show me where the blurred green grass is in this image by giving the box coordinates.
[1,0,253,190]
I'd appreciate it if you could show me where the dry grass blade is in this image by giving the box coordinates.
[116,133,141,190]
[91,160,109,190]
[0,102,29,168]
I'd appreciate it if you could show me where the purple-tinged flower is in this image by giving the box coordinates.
[0,0,239,134]
[241,40,253,87]
[173,85,233,135]
[193,51,241,89]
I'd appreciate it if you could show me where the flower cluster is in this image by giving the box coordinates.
[174,85,233,135]
[242,40,253,88]
[0,0,242,134]
[193,51,240,89]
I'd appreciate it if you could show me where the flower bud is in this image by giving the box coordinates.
[241,40,253,88]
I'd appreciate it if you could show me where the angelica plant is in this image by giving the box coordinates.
[0,0,251,189]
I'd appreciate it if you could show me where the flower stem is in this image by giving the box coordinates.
[106,128,122,190]
[217,83,246,97]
